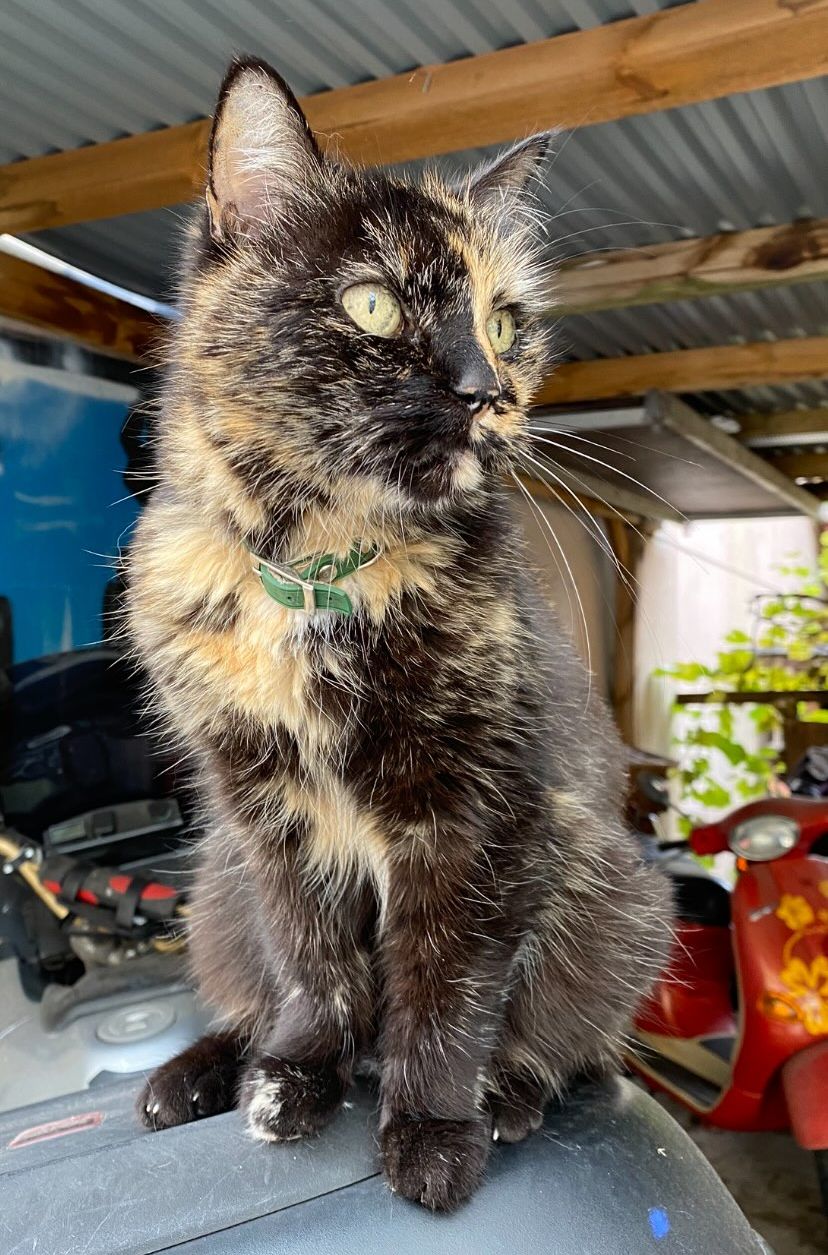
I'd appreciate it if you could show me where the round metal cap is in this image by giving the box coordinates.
[96,1002,177,1044]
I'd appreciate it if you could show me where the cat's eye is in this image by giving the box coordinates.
[341,283,402,338]
[486,308,516,355]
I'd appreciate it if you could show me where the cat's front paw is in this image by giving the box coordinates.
[381,1114,490,1212]
[239,1057,346,1143]
[489,1073,546,1144]
[138,1034,240,1130]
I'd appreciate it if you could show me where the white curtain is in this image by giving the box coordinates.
[634,516,818,756]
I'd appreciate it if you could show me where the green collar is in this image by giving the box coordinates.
[249,543,381,616]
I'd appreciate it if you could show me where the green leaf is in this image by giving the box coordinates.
[724,629,751,644]
[718,650,754,674]
[691,782,731,809]
[655,661,711,683]
[689,730,745,766]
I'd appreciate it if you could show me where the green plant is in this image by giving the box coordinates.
[655,535,828,833]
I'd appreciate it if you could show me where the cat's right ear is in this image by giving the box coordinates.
[206,56,324,244]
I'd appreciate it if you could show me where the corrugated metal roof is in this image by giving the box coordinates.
[2,0,827,422]
[0,0,689,164]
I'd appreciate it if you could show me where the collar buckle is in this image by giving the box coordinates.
[250,555,317,613]
[248,543,382,617]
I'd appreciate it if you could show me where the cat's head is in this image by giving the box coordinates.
[179,57,552,518]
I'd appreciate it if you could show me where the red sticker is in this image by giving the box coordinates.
[7,1110,104,1150]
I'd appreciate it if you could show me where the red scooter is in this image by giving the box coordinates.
[627,790,828,1211]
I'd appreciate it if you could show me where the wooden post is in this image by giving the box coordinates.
[607,518,650,745]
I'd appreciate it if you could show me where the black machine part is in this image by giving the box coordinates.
[43,797,184,857]
[788,745,828,797]
[0,1075,771,1255]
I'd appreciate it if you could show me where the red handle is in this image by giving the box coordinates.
[690,824,729,856]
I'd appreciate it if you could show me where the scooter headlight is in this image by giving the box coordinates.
[728,815,799,862]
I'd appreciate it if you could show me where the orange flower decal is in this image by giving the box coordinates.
[779,956,828,1036]
[776,894,815,931]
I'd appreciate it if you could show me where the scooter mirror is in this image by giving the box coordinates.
[638,772,670,809]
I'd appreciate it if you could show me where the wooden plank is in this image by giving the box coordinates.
[2,0,828,234]
[735,407,828,448]
[676,690,828,706]
[531,397,820,519]
[535,337,828,407]
[555,219,828,315]
[762,451,828,482]
[0,250,161,360]
[648,393,820,518]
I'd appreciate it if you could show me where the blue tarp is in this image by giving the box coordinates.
[0,365,138,661]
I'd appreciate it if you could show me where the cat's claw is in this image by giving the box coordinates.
[381,1115,490,1212]
[239,1058,346,1143]
[489,1102,543,1144]
[488,1074,546,1144]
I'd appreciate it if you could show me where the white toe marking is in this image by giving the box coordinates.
[245,1070,291,1143]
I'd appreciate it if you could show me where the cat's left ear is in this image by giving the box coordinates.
[464,133,551,216]
[206,56,325,243]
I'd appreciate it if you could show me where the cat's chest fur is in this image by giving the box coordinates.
[130,505,463,887]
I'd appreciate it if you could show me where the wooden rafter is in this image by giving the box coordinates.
[2,0,828,235]
[735,407,828,448]
[535,337,828,408]
[7,222,828,366]
[763,451,828,482]
[516,466,680,524]
[0,250,162,360]
[555,219,828,316]
[646,393,820,519]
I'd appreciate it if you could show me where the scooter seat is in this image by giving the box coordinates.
[0,1074,771,1254]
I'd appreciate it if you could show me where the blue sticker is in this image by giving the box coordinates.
[648,1207,671,1241]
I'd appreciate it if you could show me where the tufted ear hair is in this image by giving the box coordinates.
[206,56,325,243]
[464,133,552,217]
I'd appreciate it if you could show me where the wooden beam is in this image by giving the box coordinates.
[535,337,828,407]
[647,393,821,518]
[735,407,828,448]
[0,250,161,360]
[2,0,828,234]
[762,451,828,482]
[555,219,828,315]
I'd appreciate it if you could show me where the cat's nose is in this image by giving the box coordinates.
[450,361,501,414]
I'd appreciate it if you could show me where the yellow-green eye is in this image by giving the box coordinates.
[341,283,402,337]
[486,308,516,355]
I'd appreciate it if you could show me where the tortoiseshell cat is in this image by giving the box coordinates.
[128,57,670,1211]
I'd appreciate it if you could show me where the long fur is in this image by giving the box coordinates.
[127,57,671,1212]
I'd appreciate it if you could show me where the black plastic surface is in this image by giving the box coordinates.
[0,1076,768,1254]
